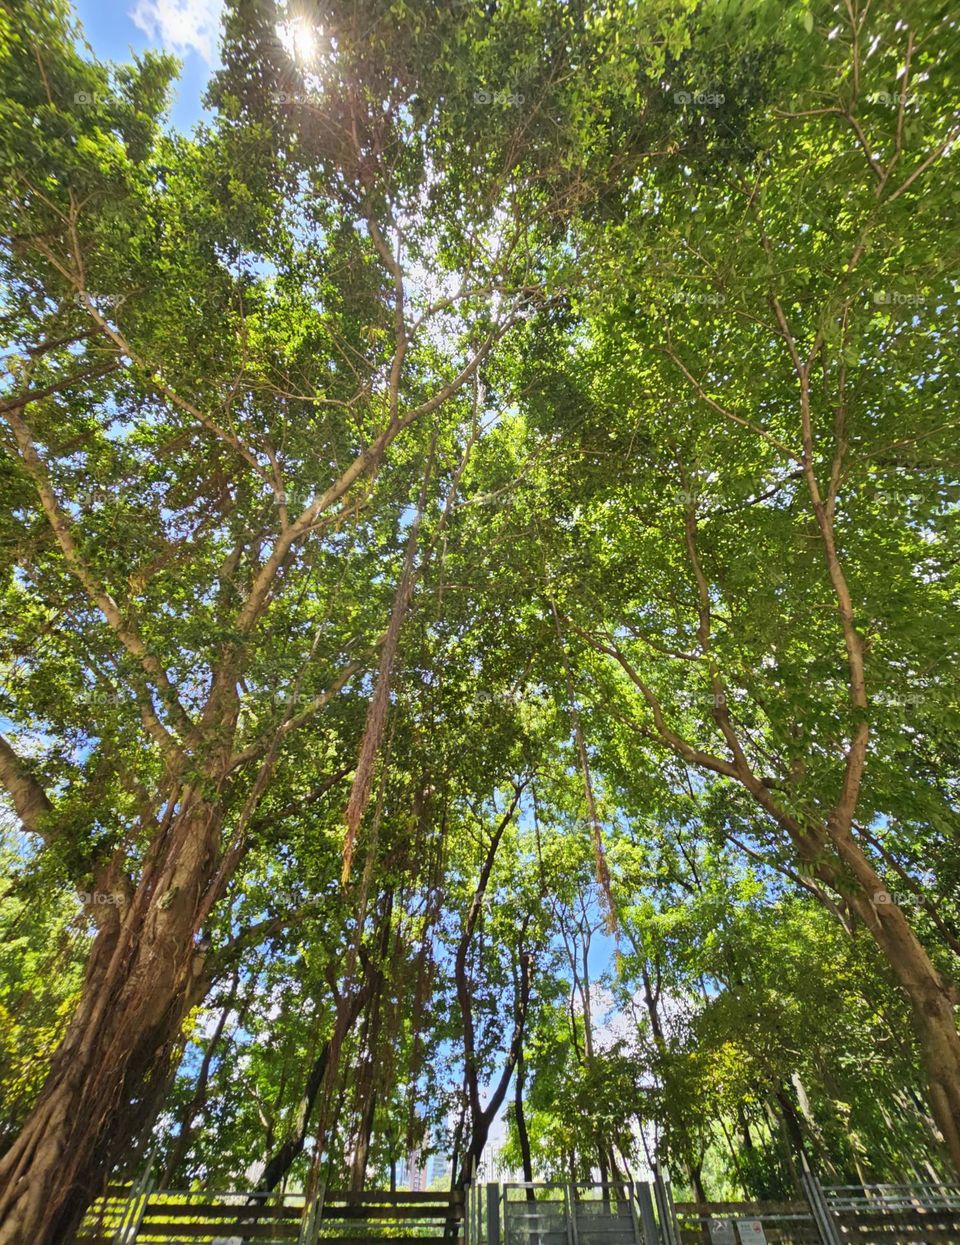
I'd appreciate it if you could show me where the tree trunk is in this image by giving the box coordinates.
[835,834,960,1174]
[598,1146,610,1207]
[690,1161,707,1206]
[596,613,960,1172]
[690,1161,710,1245]
[774,1087,809,1169]
[453,786,531,1191]
[449,1091,467,1191]
[0,795,221,1245]
[258,980,371,1196]
[514,1055,535,1199]
[349,1086,377,1193]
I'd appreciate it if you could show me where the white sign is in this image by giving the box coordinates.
[708,1219,736,1244]
[737,1221,768,1244]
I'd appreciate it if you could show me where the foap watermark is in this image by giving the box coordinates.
[674,89,725,107]
[272,91,314,106]
[872,290,924,307]
[868,481,946,508]
[75,890,124,907]
[866,90,919,109]
[873,890,924,910]
[473,89,525,107]
[73,90,106,107]
[871,691,927,708]
[678,689,729,707]
[264,690,318,709]
[75,291,125,310]
[78,690,130,707]
[669,290,726,306]
[261,887,324,909]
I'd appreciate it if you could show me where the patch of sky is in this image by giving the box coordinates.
[73,0,222,134]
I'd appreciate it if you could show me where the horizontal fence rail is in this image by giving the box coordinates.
[672,1200,819,1245]
[76,1187,465,1245]
[76,1178,960,1245]
[823,1182,960,1244]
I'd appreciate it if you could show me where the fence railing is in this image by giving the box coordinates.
[77,1174,960,1245]
[76,1185,465,1245]
[456,1175,960,1245]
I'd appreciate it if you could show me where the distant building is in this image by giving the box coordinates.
[402,1144,430,1191]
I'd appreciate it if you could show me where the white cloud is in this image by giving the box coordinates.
[129,0,224,64]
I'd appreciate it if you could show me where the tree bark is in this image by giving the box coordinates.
[453,786,533,1188]
[349,1086,378,1193]
[514,1055,535,1199]
[835,834,960,1173]
[0,793,222,1245]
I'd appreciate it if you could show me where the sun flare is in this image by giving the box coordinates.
[277,15,320,65]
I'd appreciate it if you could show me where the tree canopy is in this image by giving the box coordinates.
[0,0,958,1240]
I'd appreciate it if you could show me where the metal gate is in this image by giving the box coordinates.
[500,1183,642,1245]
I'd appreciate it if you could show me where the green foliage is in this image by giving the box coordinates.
[0,0,957,1202]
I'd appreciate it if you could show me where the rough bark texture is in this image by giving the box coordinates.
[0,793,222,1245]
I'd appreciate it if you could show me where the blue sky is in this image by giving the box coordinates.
[72,0,223,131]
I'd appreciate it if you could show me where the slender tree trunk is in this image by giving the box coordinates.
[160,967,240,1188]
[690,1162,707,1207]
[514,1055,535,1199]
[350,1086,378,1193]
[737,1107,753,1156]
[859,892,960,1173]
[775,1088,804,1153]
[453,787,532,1191]
[598,1146,610,1208]
[257,980,371,1195]
[596,596,960,1171]
[690,1161,710,1245]
[801,824,960,1174]
[763,1098,800,1195]
[449,1089,467,1192]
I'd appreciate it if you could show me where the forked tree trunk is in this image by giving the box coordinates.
[0,795,222,1245]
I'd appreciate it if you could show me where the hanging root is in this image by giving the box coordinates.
[341,453,434,884]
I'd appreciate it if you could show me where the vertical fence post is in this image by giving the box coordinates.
[487,1183,501,1245]
[652,1170,681,1245]
[800,1165,843,1245]
[636,1182,662,1245]
[111,1155,155,1245]
[298,1180,325,1245]
[298,1189,310,1245]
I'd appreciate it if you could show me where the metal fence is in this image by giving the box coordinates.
[76,1185,465,1245]
[78,1173,960,1245]
[463,1174,960,1245]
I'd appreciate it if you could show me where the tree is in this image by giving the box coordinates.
[513,0,960,1169]
[0,0,699,1233]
